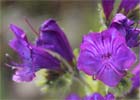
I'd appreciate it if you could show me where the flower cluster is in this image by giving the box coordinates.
[102,0,140,19]
[110,13,140,48]
[7,0,140,100]
[9,19,73,82]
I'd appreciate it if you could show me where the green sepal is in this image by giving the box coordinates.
[73,48,79,60]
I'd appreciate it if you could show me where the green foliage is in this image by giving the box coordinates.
[34,69,73,99]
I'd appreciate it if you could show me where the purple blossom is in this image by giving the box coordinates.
[105,93,115,100]
[102,0,140,21]
[36,18,74,62]
[118,0,140,14]
[84,93,115,100]
[83,93,104,100]
[66,93,115,100]
[131,63,140,89]
[78,28,136,87]
[9,24,60,82]
[102,0,115,19]
[65,93,81,100]
[110,13,140,48]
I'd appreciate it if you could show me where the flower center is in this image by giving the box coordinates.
[102,53,111,60]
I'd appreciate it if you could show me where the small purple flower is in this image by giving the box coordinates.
[102,0,115,19]
[78,28,136,87]
[131,63,140,89]
[118,0,140,14]
[84,93,115,100]
[36,18,74,62]
[105,93,115,100]
[84,93,105,100]
[9,24,60,82]
[66,93,115,100]
[110,13,140,48]
[65,93,81,100]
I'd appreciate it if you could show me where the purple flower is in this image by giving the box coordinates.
[110,13,140,48]
[66,93,115,100]
[9,24,60,82]
[84,93,115,100]
[65,93,81,100]
[36,18,74,62]
[102,0,115,19]
[105,93,115,100]
[78,28,136,87]
[118,0,140,14]
[84,93,104,100]
[102,0,140,22]
[131,63,140,89]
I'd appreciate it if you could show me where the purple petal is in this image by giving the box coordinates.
[84,93,105,100]
[32,46,60,71]
[113,44,136,70]
[110,13,140,48]
[13,67,35,82]
[78,33,103,75]
[36,19,73,61]
[9,24,61,82]
[65,93,81,100]
[97,63,124,87]
[10,24,28,42]
[105,93,115,100]
[102,0,115,19]
[131,63,140,89]
[118,0,140,14]
[9,24,32,64]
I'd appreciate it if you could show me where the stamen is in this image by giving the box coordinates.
[92,75,97,80]
[24,17,39,36]
[5,53,12,60]
[5,63,15,69]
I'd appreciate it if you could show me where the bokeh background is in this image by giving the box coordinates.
[0,0,139,100]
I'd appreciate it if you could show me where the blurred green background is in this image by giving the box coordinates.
[0,0,139,100]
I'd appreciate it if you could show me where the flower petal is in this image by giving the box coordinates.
[65,93,81,100]
[13,67,35,82]
[32,46,60,71]
[84,93,105,100]
[105,93,115,100]
[98,64,123,87]
[36,19,73,61]
[102,0,115,19]
[118,0,140,14]
[110,13,140,48]
[131,63,140,89]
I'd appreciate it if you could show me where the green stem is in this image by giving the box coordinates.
[44,49,93,93]
[74,74,93,92]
